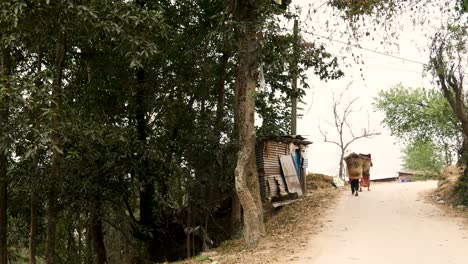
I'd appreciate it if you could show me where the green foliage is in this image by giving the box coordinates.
[402,140,445,172]
[454,173,468,206]
[256,15,343,136]
[6,246,29,263]
[328,0,405,23]
[456,0,468,13]
[256,92,290,136]
[270,0,291,12]
[374,84,461,162]
[330,0,389,16]
[428,8,467,202]
[0,0,346,262]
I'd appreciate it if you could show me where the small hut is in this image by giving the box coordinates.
[255,135,312,205]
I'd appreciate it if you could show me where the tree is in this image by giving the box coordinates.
[0,0,347,261]
[320,85,380,180]
[374,84,461,165]
[230,0,266,247]
[429,10,468,204]
[256,19,344,137]
[0,49,11,264]
[402,140,445,172]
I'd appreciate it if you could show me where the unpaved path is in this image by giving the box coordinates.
[286,181,468,264]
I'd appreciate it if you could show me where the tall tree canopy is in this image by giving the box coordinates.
[402,140,445,172]
[374,84,461,164]
[0,0,344,262]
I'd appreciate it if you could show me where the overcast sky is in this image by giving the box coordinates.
[291,1,448,179]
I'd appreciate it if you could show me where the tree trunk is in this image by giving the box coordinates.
[458,132,468,205]
[339,152,345,180]
[0,49,11,264]
[133,3,155,258]
[136,68,151,225]
[46,32,67,264]
[132,5,157,258]
[134,68,159,261]
[186,207,191,259]
[230,193,242,237]
[30,48,43,264]
[0,152,6,264]
[458,135,468,166]
[91,200,107,264]
[30,188,39,264]
[456,135,468,205]
[215,50,244,237]
[433,48,468,204]
[233,0,265,247]
[85,219,93,264]
[215,50,229,175]
[216,38,242,238]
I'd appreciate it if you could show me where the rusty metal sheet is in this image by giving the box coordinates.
[279,155,303,196]
[267,174,287,198]
[263,160,281,165]
[267,177,277,198]
[275,174,288,196]
[264,168,281,175]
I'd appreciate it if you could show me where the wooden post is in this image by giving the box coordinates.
[291,19,299,135]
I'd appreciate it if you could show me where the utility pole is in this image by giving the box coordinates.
[291,18,299,135]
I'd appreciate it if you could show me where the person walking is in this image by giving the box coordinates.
[359,153,372,192]
[344,153,363,196]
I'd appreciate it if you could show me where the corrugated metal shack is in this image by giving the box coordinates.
[256,135,312,206]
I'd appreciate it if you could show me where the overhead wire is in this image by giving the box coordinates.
[304,31,428,66]
[312,0,330,12]
[300,27,430,117]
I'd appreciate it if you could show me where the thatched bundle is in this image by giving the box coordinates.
[344,153,363,179]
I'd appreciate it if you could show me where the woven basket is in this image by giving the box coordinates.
[360,154,372,177]
[345,153,363,179]
[361,159,371,177]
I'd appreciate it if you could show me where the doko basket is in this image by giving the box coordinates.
[345,153,363,179]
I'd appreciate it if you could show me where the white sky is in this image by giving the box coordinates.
[291,1,449,179]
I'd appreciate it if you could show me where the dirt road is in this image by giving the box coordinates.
[288,181,468,264]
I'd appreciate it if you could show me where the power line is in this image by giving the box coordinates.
[313,0,329,12]
[306,32,428,66]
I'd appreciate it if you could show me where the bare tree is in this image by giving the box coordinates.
[319,84,381,180]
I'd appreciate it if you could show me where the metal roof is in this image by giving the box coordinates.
[257,135,313,145]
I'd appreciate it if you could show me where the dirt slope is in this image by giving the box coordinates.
[176,177,338,264]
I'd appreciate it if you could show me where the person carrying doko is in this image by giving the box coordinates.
[344,153,363,196]
[359,153,372,192]
[344,153,373,196]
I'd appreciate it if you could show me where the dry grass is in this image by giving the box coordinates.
[174,174,339,264]
[306,173,335,190]
[425,165,468,226]
[434,165,464,205]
